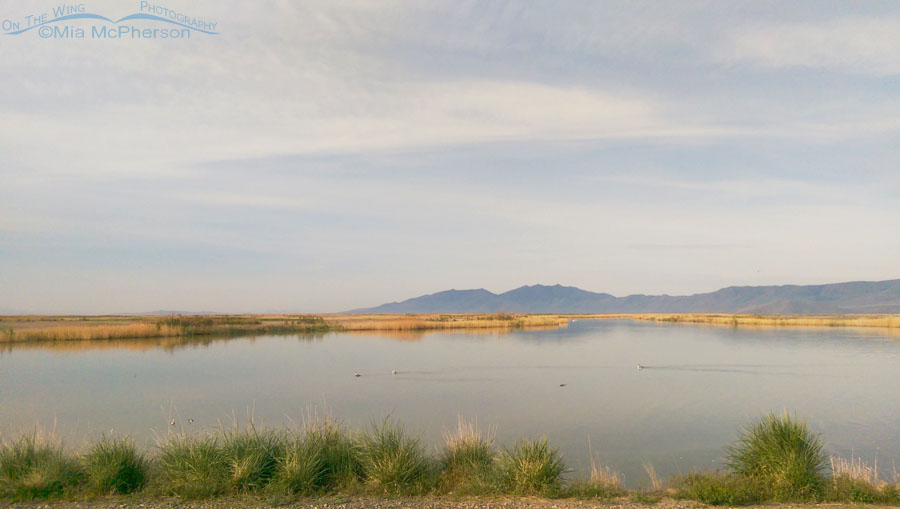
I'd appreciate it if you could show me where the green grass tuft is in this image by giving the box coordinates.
[302,417,361,489]
[220,428,284,492]
[726,412,826,501]
[271,417,362,495]
[672,472,766,505]
[499,438,565,496]
[0,433,83,500]
[438,418,498,494]
[81,435,147,494]
[271,436,325,495]
[358,419,432,494]
[155,434,226,499]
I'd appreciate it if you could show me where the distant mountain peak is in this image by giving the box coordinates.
[349,279,900,314]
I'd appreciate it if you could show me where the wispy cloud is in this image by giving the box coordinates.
[177,192,310,209]
[628,243,743,251]
[721,17,900,76]
[0,78,736,178]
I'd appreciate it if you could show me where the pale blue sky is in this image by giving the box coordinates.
[2,1,899,313]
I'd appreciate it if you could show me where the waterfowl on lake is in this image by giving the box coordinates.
[354,372,360,377]
[636,363,644,370]
[392,370,397,375]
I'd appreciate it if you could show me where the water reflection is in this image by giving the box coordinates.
[0,332,328,354]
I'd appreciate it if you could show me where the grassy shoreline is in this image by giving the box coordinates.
[626,313,900,329]
[0,494,868,508]
[1,415,898,506]
[2,312,899,344]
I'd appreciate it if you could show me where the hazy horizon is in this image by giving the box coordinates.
[4,277,900,315]
[2,1,899,314]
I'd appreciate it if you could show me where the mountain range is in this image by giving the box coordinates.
[350,279,900,314]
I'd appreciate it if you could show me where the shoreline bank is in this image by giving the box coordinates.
[1,415,898,506]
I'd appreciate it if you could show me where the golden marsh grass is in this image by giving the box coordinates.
[332,313,568,331]
[0,314,328,343]
[4,312,900,345]
[626,313,900,329]
[14,323,182,342]
[0,313,570,344]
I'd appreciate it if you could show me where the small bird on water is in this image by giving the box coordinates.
[391,370,397,375]
[636,363,645,370]
[559,383,567,387]
[169,419,176,426]
[354,372,360,377]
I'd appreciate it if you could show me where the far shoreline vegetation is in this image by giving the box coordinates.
[0,314,570,343]
[1,413,899,506]
[1,313,900,344]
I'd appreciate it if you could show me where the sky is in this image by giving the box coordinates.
[1,1,899,314]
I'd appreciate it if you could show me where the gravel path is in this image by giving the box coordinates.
[3,496,894,509]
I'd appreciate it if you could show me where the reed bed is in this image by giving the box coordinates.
[331,314,569,332]
[0,313,570,344]
[7,311,899,345]
[13,323,184,342]
[0,315,324,343]
[632,313,900,329]
[2,414,900,504]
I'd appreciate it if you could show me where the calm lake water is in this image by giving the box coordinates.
[3,319,899,486]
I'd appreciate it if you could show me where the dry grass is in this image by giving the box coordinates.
[642,462,663,491]
[831,455,880,485]
[567,454,624,500]
[589,460,623,489]
[827,455,900,504]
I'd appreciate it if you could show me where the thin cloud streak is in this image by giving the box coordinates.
[721,17,900,76]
